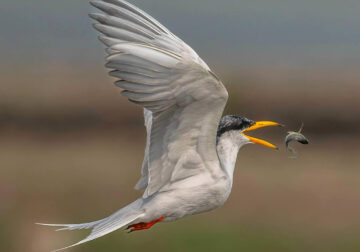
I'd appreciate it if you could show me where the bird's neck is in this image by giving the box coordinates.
[216,131,247,183]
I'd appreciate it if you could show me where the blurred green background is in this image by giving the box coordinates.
[1,0,360,251]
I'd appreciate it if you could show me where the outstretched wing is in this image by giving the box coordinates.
[90,0,228,198]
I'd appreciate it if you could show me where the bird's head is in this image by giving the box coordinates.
[217,115,282,149]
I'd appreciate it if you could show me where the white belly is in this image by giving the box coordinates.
[140,177,232,223]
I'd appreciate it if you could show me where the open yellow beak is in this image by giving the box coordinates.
[242,121,283,150]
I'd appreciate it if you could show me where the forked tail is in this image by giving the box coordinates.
[37,199,144,252]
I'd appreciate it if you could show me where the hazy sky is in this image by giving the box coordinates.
[1,0,359,67]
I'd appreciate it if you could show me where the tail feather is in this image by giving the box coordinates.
[37,199,144,251]
[36,219,105,231]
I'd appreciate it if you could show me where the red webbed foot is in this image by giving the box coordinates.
[126,216,165,232]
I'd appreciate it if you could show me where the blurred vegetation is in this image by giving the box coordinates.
[0,64,360,251]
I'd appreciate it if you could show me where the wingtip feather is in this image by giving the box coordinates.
[88,12,103,21]
[89,0,101,8]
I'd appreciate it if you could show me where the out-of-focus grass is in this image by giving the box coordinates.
[1,129,360,252]
[1,65,360,251]
[85,221,360,252]
[82,221,308,252]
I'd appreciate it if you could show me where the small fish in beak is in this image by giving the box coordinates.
[285,123,309,158]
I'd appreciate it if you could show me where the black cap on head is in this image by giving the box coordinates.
[217,115,255,138]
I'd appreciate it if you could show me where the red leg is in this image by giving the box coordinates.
[127,216,165,232]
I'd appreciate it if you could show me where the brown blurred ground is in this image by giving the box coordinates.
[1,65,360,252]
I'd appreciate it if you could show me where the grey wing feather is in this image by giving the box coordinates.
[89,0,208,68]
[90,0,228,198]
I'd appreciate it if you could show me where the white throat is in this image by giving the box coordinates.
[216,131,249,183]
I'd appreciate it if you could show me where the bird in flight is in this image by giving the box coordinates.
[38,0,282,250]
